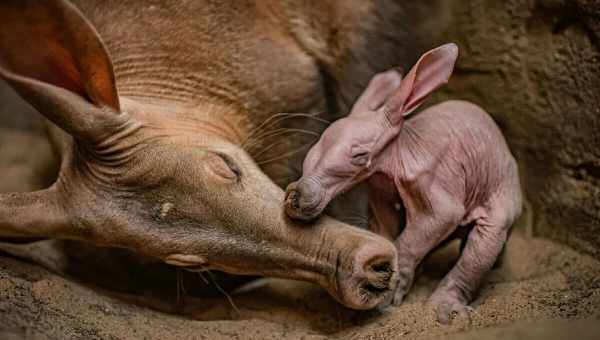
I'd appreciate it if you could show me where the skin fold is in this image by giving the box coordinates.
[285,44,523,323]
[0,0,415,310]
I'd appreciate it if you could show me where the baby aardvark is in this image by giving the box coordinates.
[285,43,522,323]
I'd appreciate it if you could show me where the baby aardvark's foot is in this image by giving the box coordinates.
[428,291,474,325]
[389,256,417,306]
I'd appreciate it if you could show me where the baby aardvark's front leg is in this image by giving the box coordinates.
[386,184,466,309]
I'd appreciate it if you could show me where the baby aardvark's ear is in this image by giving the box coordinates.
[382,43,458,124]
[350,69,403,116]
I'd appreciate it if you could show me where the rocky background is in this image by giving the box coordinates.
[406,0,600,258]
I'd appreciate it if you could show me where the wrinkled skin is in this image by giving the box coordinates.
[0,0,406,310]
[286,44,523,322]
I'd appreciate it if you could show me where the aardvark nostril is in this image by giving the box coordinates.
[370,260,393,275]
[364,260,394,291]
[371,261,394,275]
[363,281,389,294]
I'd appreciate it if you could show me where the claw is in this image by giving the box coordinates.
[389,265,414,306]
[435,300,473,325]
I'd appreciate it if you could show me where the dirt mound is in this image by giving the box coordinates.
[1,233,599,340]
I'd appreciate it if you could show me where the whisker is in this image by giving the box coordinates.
[282,112,330,124]
[242,112,328,149]
[249,128,321,146]
[246,112,302,144]
[197,271,209,284]
[242,113,293,146]
[242,113,311,147]
[264,112,330,126]
[244,129,320,153]
[243,127,292,150]
[207,271,241,318]
[252,131,319,162]
[243,128,292,151]
[256,142,315,166]
[252,140,287,161]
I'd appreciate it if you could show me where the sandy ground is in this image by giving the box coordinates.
[1,233,599,340]
[1,130,600,340]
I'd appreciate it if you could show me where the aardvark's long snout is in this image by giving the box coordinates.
[310,216,399,309]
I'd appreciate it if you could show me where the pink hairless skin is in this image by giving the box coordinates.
[284,43,523,324]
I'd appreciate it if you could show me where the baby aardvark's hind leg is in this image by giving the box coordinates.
[429,201,514,324]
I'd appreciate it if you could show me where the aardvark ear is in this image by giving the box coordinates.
[382,43,458,124]
[0,0,123,144]
[350,69,403,117]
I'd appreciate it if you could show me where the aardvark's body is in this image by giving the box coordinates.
[285,44,523,323]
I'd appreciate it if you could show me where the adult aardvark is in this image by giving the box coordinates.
[0,0,412,309]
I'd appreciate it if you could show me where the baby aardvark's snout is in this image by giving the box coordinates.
[285,179,325,221]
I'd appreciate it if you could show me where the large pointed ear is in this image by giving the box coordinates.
[0,0,122,144]
[382,43,458,124]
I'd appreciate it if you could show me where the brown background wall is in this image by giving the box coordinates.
[406,0,600,258]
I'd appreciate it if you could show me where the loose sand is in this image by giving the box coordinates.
[1,233,599,340]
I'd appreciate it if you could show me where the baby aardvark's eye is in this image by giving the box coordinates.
[351,150,370,167]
